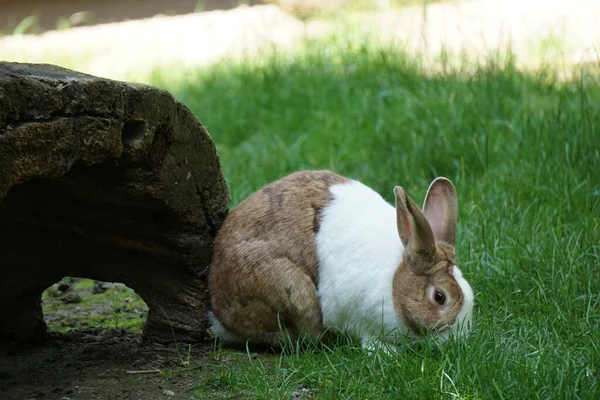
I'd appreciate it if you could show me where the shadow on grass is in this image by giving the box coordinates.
[148,42,598,204]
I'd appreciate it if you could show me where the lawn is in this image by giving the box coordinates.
[145,36,600,399]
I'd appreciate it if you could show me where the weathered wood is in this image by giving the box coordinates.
[0,62,230,342]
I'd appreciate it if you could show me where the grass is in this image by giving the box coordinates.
[146,36,599,398]
[42,278,147,333]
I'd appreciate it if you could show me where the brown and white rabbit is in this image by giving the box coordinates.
[208,170,474,351]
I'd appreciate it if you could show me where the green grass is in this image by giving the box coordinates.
[42,278,147,333]
[148,37,600,398]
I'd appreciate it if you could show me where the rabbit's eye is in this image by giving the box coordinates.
[434,291,446,305]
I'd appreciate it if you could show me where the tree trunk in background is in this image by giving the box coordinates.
[0,62,230,343]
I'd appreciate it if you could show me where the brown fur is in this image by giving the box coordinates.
[392,179,463,336]
[208,170,348,347]
[392,243,464,335]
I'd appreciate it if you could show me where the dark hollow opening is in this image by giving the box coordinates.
[0,160,191,341]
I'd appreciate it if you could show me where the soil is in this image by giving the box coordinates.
[0,329,213,400]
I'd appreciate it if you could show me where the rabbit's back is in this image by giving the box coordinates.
[210,170,349,284]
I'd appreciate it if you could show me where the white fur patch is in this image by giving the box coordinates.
[316,180,408,345]
[448,265,474,337]
[208,311,239,343]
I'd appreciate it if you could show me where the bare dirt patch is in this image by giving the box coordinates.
[2,278,213,400]
[0,330,213,400]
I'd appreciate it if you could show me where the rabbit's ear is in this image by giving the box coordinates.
[422,178,458,246]
[394,186,436,265]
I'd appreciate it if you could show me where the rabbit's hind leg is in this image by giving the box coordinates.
[210,255,324,350]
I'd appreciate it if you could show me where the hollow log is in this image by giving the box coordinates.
[0,62,230,343]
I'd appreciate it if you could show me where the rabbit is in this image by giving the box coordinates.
[208,170,474,351]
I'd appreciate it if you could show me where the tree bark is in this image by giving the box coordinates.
[0,62,230,343]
